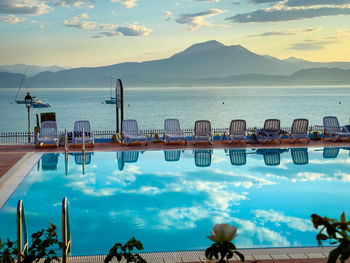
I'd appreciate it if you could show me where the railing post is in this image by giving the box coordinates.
[62,197,71,263]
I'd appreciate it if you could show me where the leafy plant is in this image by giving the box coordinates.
[104,237,146,263]
[205,224,244,263]
[311,212,350,263]
[0,223,61,263]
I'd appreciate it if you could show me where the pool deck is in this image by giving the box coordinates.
[1,139,350,263]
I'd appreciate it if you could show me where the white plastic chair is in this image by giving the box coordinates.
[36,121,59,148]
[257,119,282,144]
[72,120,94,146]
[192,120,213,145]
[289,118,309,143]
[226,119,246,143]
[121,119,148,146]
[323,116,350,141]
[163,119,187,145]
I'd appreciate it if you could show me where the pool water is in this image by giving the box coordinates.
[1,147,350,255]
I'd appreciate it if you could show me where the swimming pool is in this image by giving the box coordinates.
[1,147,349,256]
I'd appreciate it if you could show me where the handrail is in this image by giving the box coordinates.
[17,200,28,261]
[82,127,85,153]
[62,197,71,263]
[64,129,69,155]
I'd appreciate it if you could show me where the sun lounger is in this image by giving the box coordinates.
[257,119,282,144]
[121,119,148,146]
[291,148,308,165]
[226,119,246,144]
[163,119,187,145]
[36,121,59,147]
[289,118,309,143]
[323,116,350,141]
[193,149,213,167]
[193,120,213,145]
[72,120,94,146]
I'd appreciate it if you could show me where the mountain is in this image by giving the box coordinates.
[0,64,66,77]
[0,72,24,89]
[1,40,350,88]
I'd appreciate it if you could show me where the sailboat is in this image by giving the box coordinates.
[14,68,50,108]
[103,77,117,104]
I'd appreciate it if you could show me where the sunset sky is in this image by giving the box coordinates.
[1,0,350,68]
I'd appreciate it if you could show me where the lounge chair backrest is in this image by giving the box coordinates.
[40,121,57,137]
[194,150,212,167]
[263,119,280,132]
[323,116,341,133]
[291,119,308,134]
[194,120,211,134]
[229,119,246,134]
[164,119,181,132]
[122,119,140,136]
[74,120,91,133]
[291,148,308,165]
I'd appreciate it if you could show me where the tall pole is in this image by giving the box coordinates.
[115,79,119,133]
[120,79,124,132]
[27,108,31,143]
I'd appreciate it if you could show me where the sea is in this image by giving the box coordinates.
[1,86,350,133]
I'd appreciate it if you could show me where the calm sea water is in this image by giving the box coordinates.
[1,86,350,132]
[1,148,349,255]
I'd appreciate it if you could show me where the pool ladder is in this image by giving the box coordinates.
[17,198,71,263]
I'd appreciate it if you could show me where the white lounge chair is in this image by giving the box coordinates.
[72,120,94,146]
[36,121,59,148]
[226,119,246,143]
[121,119,148,146]
[323,116,350,141]
[289,118,309,143]
[257,119,282,144]
[163,119,187,145]
[193,120,213,145]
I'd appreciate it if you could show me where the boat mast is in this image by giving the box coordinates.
[25,67,28,93]
[110,76,112,98]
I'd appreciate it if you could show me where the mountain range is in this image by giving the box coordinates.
[1,40,350,88]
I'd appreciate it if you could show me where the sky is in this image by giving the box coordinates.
[1,0,350,68]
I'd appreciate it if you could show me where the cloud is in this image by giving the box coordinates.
[285,0,350,7]
[110,0,139,8]
[249,0,279,3]
[63,14,97,30]
[289,40,334,50]
[53,0,94,8]
[248,27,321,37]
[253,209,314,232]
[175,9,227,31]
[0,14,25,23]
[164,10,172,20]
[193,0,220,2]
[227,5,350,23]
[0,0,52,16]
[93,22,151,37]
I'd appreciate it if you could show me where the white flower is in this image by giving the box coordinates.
[206,223,238,243]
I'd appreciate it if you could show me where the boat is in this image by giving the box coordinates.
[14,68,43,104]
[103,77,117,104]
[32,102,51,108]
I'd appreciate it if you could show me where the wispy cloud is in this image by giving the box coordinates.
[93,22,151,37]
[193,0,220,2]
[248,27,321,37]
[110,0,139,8]
[53,0,93,8]
[227,3,350,23]
[289,39,335,50]
[63,14,97,30]
[164,10,172,21]
[175,9,227,31]
[0,0,52,16]
[0,14,25,23]
[285,0,350,7]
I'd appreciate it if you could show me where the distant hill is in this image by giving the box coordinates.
[0,64,66,77]
[0,72,24,89]
[1,40,350,88]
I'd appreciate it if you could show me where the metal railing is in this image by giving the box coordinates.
[0,126,327,145]
[62,197,71,263]
[17,200,28,261]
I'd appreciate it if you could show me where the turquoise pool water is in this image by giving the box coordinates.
[1,147,350,255]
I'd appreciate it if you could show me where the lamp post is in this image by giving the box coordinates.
[25,92,33,143]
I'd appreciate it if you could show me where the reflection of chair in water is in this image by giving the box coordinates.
[193,149,212,167]
[41,153,59,170]
[229,149,246,166]
[164,150,181,162]
[117,151,139,170]
[74,152,92,165]
[323,147,339,159]
[291,148,308,165]
[256,148,288,166]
